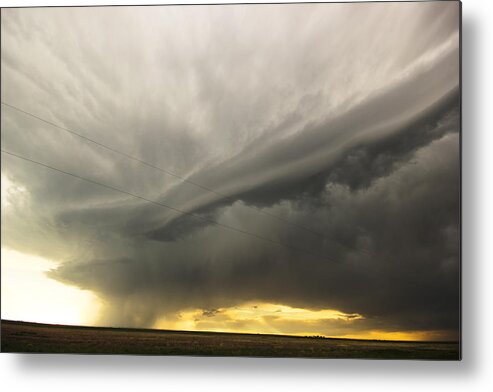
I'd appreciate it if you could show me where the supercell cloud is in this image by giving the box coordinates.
[1,2,460,338]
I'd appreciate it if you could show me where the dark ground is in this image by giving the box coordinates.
[0,320,460,359]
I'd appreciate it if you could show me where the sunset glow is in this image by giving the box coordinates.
[153,302,453,341]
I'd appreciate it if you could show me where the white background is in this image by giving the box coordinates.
[0,0,491,391]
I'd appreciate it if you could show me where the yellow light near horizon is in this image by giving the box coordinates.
[1,248,102,326]
[336,330,457,342]
[153,302,453,342]
[154,301,364,336]
[225,302,364,322]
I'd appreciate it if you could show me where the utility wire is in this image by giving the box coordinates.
[1,101,371,257]
[1,102,328,238]
[1,149,339,263]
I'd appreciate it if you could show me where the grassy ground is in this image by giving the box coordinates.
[1,320,460,359]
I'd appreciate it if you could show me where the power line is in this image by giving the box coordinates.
[1,101,371,257]
[0,101,331,240]
[1,149,339,263]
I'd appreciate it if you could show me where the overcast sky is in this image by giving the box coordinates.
[1,2,460,340]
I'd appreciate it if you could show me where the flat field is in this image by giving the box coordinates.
[1,320,460,359]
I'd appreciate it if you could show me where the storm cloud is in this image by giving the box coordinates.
[1,2,460,338]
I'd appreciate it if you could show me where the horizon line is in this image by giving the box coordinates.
[0,319,460,344]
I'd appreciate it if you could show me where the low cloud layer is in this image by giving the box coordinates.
[1,2,460,338]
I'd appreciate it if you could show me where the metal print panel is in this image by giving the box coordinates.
[0,1,461,359]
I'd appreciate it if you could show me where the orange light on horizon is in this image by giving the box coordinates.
[153,302,456,342]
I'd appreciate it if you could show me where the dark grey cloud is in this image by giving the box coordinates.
[1,2,460,336]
